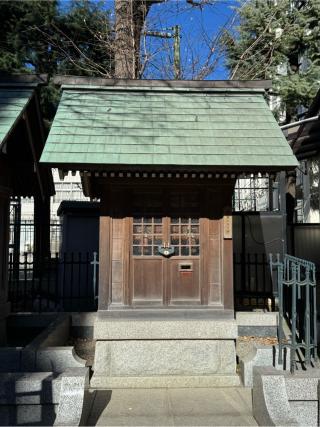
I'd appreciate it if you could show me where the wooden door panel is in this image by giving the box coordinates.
[169,258,200,302]
[128,187,213,307]
[132,258,164,303]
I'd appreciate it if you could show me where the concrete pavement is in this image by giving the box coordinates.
[85,387,257,426]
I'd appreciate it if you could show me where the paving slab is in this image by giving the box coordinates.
[86,387,257,426]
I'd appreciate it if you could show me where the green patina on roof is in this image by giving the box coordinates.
[0,89,34,146]
[40,85,298,170]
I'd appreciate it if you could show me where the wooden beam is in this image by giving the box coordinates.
[42,162,294,174]
[53,75,271,90]
[0,74,48,85]
[23,112,44,200]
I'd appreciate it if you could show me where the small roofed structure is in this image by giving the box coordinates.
[41,77,298,388]
[0,75,54,342]
[283,88,320,222]
[285,88,320,161]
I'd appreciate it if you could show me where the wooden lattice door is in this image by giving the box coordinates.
[130,189,202,306]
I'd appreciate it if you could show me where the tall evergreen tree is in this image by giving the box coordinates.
[222,0,320,122]
[0,0,113,119]
[0,0,57,74]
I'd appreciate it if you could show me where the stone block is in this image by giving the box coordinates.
[20,314,73,371]
[35,347,86,373]
[290,401,318,427]
[236,312,278,326]
[252,366,299,426]
[239,343,290,387]
[54,367,89,426]
[26,313,70,349]
[285,370,320,400]
[0,404,57,426]
[94,318,238,340]
[91,374,241,388]
[237,312,278,337]
[252,367,320,426]
[0,372,62,404]
[21,346,86,372]
[91,339,239,388]
[0,368,89,426]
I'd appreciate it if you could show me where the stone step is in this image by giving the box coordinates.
[92,339,240,388]
[98,308,234,318]
[94,316,237,340]
[0,368,89,426]
[0,372,62,405]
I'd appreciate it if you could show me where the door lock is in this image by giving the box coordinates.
[158,243,174,257]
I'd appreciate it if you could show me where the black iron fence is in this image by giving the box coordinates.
[234,253,275,310]
[9,250,275,313]
[8,252,98,312]
[9,221,62,256]
[270,254,317,372]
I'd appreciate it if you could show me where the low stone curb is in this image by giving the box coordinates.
[54,367,89,426]
[252,366,320,426]
[0,367,89,426]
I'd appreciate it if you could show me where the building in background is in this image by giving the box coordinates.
[10,169,88,255]
[285,88,320,223]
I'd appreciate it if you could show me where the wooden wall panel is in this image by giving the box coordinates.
[110,218,125,305]
[169,259,200,302]
[208,219,223,306]
[132,258,164,302]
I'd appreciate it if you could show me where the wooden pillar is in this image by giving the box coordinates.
[207,219,223,306]
[34,194,51,260]
[279,171,287,255]
[222,187,235,311]
[223,214,234,310]
[98,216,128,310]
[98,215,111,310]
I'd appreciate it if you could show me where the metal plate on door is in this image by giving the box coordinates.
[158,245,175,257]
[179,263,193,274]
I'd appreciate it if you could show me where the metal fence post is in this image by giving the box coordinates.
[91,252,99,302]
[270,253,317,373]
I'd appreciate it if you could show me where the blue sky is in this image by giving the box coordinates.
[144,0,239,79]
[59,0,239,80]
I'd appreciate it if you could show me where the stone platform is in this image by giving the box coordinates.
[92,309,240,388]
[86,387,257,426]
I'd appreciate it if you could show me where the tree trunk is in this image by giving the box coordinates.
[114,0,163,79]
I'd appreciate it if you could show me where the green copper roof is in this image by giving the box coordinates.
[40,85,298,170]
[0,89,34,146]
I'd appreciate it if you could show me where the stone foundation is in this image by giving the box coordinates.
[92,310,240,388]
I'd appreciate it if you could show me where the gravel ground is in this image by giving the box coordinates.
[236,336,278,360]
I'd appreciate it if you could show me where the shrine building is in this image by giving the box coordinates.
[0,75,54,343]
[40,78,298,387]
